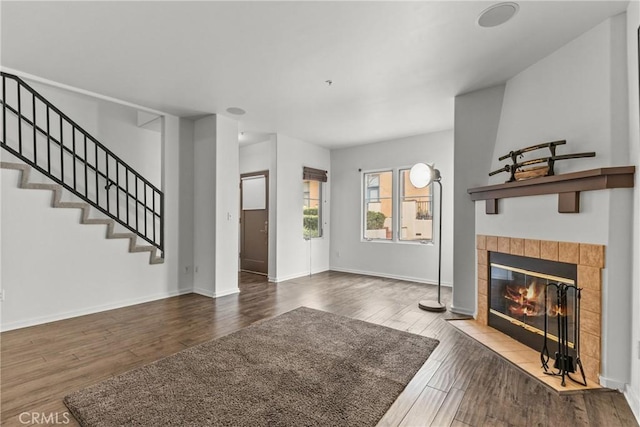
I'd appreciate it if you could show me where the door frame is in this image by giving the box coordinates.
[240,170,270,276]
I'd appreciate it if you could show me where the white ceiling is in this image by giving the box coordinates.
[0,1,629,149]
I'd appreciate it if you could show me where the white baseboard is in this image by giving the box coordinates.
[272,270,324,283]
[449,305,475,316]
[193,287,215,298]
[193,286,240,298]
[214,287,240,298]
[625,384,640,423]
[599,376,626,391]
[0,288,192,332]
[329,266,453,287]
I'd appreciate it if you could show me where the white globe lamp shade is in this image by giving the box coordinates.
[409,163,433,189]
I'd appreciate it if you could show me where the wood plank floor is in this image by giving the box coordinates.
[1,271,637,426]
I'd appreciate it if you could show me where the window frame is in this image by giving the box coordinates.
[303,178,323,239]
[362,169,394,242]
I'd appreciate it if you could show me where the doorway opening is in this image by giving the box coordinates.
[240,171,269,276]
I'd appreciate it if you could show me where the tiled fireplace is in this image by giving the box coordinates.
[476,234,604,384]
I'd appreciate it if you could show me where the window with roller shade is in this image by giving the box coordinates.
[303,167,327,239]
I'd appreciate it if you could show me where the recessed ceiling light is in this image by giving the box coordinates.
[477,2,519,28]
[226,107,246,115]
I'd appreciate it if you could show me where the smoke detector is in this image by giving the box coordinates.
[477,2,519,28]
[226,107,246,115]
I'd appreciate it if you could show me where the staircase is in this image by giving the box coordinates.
[1,162,164,264]
[0,72,164,265]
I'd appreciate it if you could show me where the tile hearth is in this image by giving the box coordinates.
[449,319,602,393]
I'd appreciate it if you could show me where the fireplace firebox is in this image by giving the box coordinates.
[488,252,578,363]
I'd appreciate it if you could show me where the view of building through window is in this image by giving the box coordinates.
[363,171,393,240]
[303,179,322,238]
[399,169,433,242]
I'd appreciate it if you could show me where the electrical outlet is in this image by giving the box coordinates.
[0,289,5,302]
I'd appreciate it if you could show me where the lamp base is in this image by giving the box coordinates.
[418,300,446,312]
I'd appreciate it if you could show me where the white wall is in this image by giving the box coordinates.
[487,18,627,183]
[193,116,217,296]
[193,115,239,297]
[214,115,240,295]
[330,131,453,285]
[15,81,162,187]
[1,84,188,330]
[275,134,330,281]
[452,85,505,315]
[475,14,633,388]
[161,115,187,305]
[627,1,640,420]
[1,174,182,330]
[0,126,3,323]
[178,118,195,289]
[240,137,278,280]
[240,140,272,173]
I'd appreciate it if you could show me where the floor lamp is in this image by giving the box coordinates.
[409,163,446,312]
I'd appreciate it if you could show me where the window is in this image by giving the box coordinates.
[302,166,327,239]
[399,168,433,242]
[303,179,322,238]
[363,171,393,240]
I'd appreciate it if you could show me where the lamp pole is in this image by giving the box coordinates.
[417,169,446,312]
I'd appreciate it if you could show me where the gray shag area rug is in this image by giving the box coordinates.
[64,307,439,426]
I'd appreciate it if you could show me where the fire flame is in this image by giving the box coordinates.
[549,304,567,317]
[504,281,546,316]
[504,281,573,317]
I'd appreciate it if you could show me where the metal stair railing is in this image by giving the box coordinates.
[0,72,164,254]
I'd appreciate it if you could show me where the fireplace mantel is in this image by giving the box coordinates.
[467,166,635,214]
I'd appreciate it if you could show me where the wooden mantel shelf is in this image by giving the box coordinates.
[467,166,635,214]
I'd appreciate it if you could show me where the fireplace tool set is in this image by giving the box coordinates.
[540,282,587,387]
[489,140,596,183]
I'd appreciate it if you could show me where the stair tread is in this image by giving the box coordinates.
[83,219,114,225]
[24,183,61,191]
[1,162,30,171]
[56,202,89,209]
[109,233,136,239]
[131,245,154,253]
